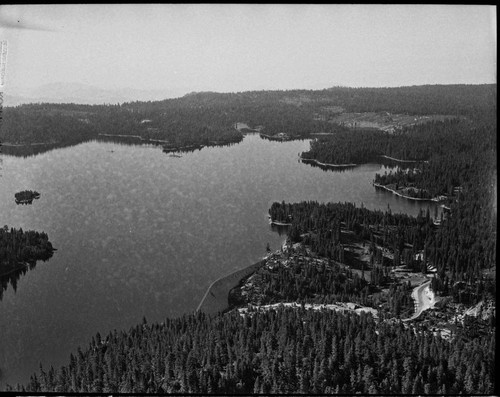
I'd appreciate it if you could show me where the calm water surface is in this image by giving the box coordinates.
[0,134,438,386]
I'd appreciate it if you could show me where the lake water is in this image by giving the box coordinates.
[0,134,439,387]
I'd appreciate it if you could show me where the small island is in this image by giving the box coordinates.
[15,190,41,205]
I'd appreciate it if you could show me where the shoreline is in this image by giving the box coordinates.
[98,133,171,144]
[163,144,205,153]
[98,133,143,139]
[373,182,439,202]
[379,154,429,163]
[269,218,292,226]
[259,133,289,141]
[1,142,56,147]
[196,259,266,315]
[300,156,357,168]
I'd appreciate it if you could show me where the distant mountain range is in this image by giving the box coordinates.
[2,82,188,106]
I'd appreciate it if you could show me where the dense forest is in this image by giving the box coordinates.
[11,308,495,394]
[0,226,54,275]
[3,84,497,394]
[269,201,432,259]
[303,117,496,199]
[229,247,374,307]
[0,226,55,299]
[267,199,495,317]
[228,243,415,319]
[295,84,497,308]
[1,84,495,156]
[0,105,99,145]
[268,196,496,306]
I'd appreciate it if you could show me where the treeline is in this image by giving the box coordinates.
[427,158,497,304]
[229,247,414,319]
[296,86,497,306]
[373,120,496,198]
[302,116,493,166]
[89,104,242,147]
[229,250,373,308]
[268,201,434,316]
[0,103,243,152]
[0,105,98,145]
[3,84,495,156]
[269,201,433,259]
[0,226,54,301]
[302,91,496,202]
[301,129,386,164]
[12,307,495,394]
[5,84,497,394]
[322,84,496,119]
[130,84,496,122]
[268,199,496,305]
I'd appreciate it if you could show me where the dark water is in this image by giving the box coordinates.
[0,134,438,387]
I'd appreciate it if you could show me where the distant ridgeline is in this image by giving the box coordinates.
[0,226,55,300]
[0,84,495,156]
[15,190,41,205]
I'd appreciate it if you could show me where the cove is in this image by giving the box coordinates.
[0,134,439,387]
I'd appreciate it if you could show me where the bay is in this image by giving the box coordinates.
[0,134,438,386]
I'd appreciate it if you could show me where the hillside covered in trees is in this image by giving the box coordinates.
[3,84,497,394]
[1,84,495,156]
[12,306,495,394]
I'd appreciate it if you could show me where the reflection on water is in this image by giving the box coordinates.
[0,240,54,302]
[95,135,241,154]
[0,262,39,301]
[300,158,357,172]
[0,142,82,158]
[15,199,35,205]
[301,156,422,173]
[0,134,440,387]
[270,223,290,236]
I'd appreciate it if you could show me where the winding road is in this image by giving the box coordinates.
[402,280,435,322]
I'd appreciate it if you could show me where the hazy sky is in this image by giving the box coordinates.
[0,4,496,94]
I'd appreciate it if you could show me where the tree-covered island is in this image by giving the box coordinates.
[14,190,41,205]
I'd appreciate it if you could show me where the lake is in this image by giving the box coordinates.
[0,134,439,387]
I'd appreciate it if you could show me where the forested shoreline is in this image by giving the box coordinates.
[0,227,54,273]
[12,306,495,394]
[1,84,495,156]
[2,84,497,394]
[0,226,55,300]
